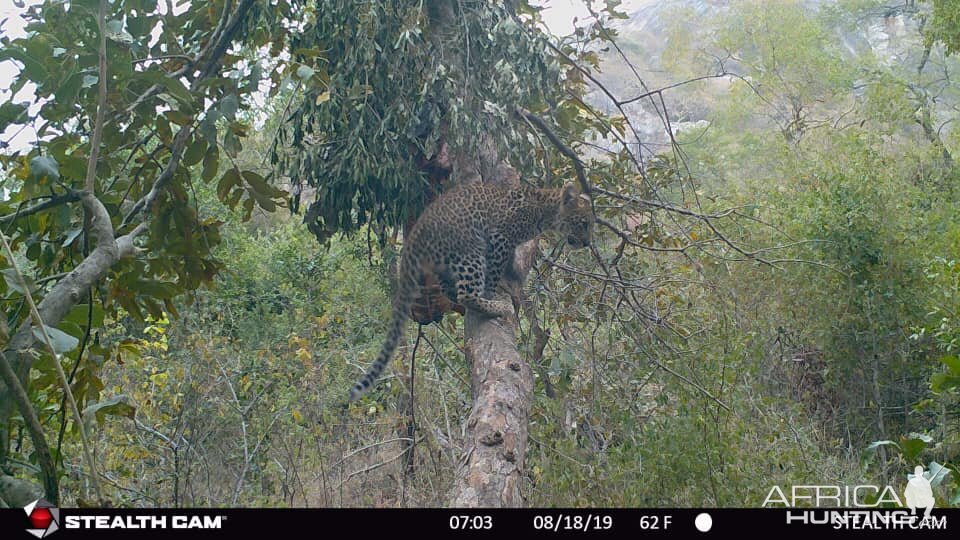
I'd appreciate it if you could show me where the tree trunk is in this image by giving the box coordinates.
[449,306,533,507]
[422,0,533,506]
[447,139,534,507]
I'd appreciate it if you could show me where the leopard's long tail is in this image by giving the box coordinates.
[349,272,416,401]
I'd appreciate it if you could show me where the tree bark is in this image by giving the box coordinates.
[0,474,43,508]
[449,250,536,507]
[447,138,534,507]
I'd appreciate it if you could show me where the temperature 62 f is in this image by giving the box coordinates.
[639,515,672,530]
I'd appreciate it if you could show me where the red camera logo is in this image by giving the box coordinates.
[23,499,59,538]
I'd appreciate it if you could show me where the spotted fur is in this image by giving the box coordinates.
[349,182,593,401]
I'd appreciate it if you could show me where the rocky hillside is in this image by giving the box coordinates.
[593,0,938,147]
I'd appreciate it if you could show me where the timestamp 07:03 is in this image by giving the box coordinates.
[448,515,494,530]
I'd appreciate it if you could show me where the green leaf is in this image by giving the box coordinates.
[54,73,83,109]
[0,101,28,131]
[199,111,220,142]
[223,129,241,157]
[242,171,281,211]
[82,394,136,425]
[241,170,276,196]
[218,168,241,200]
[1,268,33,295]
[183,138,206,167]
[58,155,86,182]
[926,461,952,487]
[931,373,960,392]
[131,280,178,299]
[247,189,276,212]
[57,321,83,341]
[940,355,960,376]
[900,435,929,462]
[126,14,155,38]
[164,110,192,126]
[29,156,60,183]
[64,303,105,328]
[140,70,194,111]
[296,65,315,81]
[32,325,79,354]
[242,194,255,218]
[116,340,142,364]
[202,146,219,182]
[220,94,239,119]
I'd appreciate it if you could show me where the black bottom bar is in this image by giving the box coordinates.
[2,508,957,538]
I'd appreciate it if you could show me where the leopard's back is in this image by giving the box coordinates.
[348,182,592,401]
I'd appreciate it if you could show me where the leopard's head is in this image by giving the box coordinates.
[555,183,593,249]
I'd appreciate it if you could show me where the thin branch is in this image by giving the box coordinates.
[4,192,147,370]
[591,186,729,219]
[339,442,423,488]
[131,54,194,65]
[121,0,256,227]
[514,107,591,196]
[624,323,731,412]
[54,290,93,467]
[619,72,735,105]
[333,437,415,468]
[84,0,108,195]
[121,127,192,227]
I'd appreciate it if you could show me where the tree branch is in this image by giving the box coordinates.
[84,0,108,195]
[0,192,82,226]
[122,0,256,227]
[0,193,147,453]
[514,107,591,196]
[0,0,257,473]
[448,149,532,507]
[121,126,192,227]
[0,352,58,504]
[7,193,120,355]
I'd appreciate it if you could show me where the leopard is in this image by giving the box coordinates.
[349,181,593,401]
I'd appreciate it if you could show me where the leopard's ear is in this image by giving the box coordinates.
[562,182,578,205]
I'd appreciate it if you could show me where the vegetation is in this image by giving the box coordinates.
[0,0,958,508]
